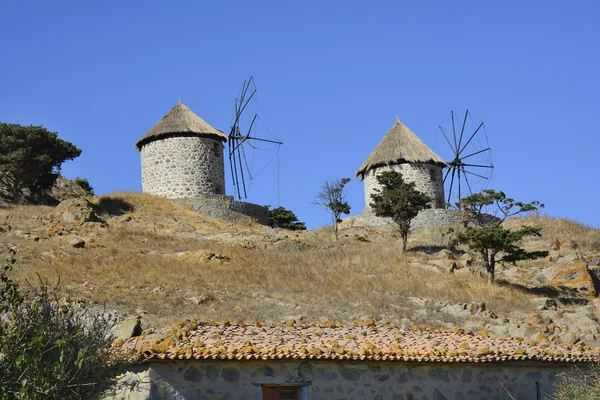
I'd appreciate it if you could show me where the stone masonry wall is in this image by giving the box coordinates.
[364,164,445,210]
[141,136,225,198]
[108,360,574,400]
[176,195,269,226]
[342,208,500,231]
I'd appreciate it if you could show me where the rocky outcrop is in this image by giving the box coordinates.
[51,198,100,226]
[540,261,597,296]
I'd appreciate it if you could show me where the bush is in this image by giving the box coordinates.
[267,206,306,230]
[0,218,124,399]
[552,365,600,399]
[74,177,94,196]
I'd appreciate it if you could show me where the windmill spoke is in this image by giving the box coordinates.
[451,111,457,153]
[439,126,457,153]
[246,114,258,138]
[462,166,473,194]
[230,139,242,198]
[462,163,494,169]
[458,122,484,155]
[443,167,452,183]
[447,168,456,203]
[463,170,489,179]
[457,109,469,153]
[236,138,247,199]
[457,167,462,201]
[229,136,283,145]
[241,143,253,180]
[230,137,248,155]
[461,147,491,160]
[238,89,257,117]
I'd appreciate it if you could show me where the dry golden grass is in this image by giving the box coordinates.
[505,215,600,252]
[8,192,595,328]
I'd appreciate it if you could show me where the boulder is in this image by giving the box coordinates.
[51,198,100,226]
[116,317,143,341]
[67,235,86,248]
[531,297,558,311]
[542,261,596,296]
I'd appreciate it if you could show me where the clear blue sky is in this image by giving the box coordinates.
[1,1,598,229]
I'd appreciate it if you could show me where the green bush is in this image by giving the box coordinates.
[74,177,95,196]
[267,206,306,230]
[0,218,124,399]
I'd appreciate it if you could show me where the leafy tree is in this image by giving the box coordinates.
[0,123,81,201]
[267,205,306,230]
[369,170,431,252]
[0,218,124,399]
[315,177,351,240]
[455,189,548,283]
[74,177,95,196]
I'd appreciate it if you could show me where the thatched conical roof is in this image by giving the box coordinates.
[135,101,227,150]
[355,118,447,180]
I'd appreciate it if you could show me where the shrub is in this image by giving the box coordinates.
[0,218,124,399]
[267,206,306,230]
[74,177,95,196]
[552,365,600,400]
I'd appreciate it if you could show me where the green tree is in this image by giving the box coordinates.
[315,177,351,241]
[74,177,95,196]
[455,189,548,283]
[0,218,124,399]
[0,123,81,201]
[267,206,306,230]
[369,170,431,252]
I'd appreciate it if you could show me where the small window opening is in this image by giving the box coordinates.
[262,386,298,400]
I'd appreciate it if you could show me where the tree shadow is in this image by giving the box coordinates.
[96,197,134,216]
[408,245,466,256]
[496,279,591,305]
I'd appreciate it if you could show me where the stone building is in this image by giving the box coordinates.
[135,101,228,199]
[110,321,593,399]
[355,118,447,210]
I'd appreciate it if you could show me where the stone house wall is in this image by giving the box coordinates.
[140,136,225,198]
[364,163,445,210]
[108,360,575,400]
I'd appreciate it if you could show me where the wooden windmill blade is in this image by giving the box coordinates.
[228,77,283,200]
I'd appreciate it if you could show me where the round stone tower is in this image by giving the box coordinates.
[135,101,228,199]
[356,118,447,210]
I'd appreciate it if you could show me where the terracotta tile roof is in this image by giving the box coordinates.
[119,319,598,364]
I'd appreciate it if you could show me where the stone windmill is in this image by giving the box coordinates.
[135,101,228,199]
[355,118,447,211]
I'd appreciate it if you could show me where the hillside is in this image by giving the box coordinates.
[1,192,600,352]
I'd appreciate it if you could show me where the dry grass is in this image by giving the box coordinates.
[505,215,600,252]
[0,192,565,329]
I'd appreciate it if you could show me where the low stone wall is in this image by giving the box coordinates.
[107,360,575,399]
[176,194,269,226]
[342,208,499,231]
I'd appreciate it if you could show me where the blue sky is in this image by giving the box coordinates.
[1,1,598,228]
